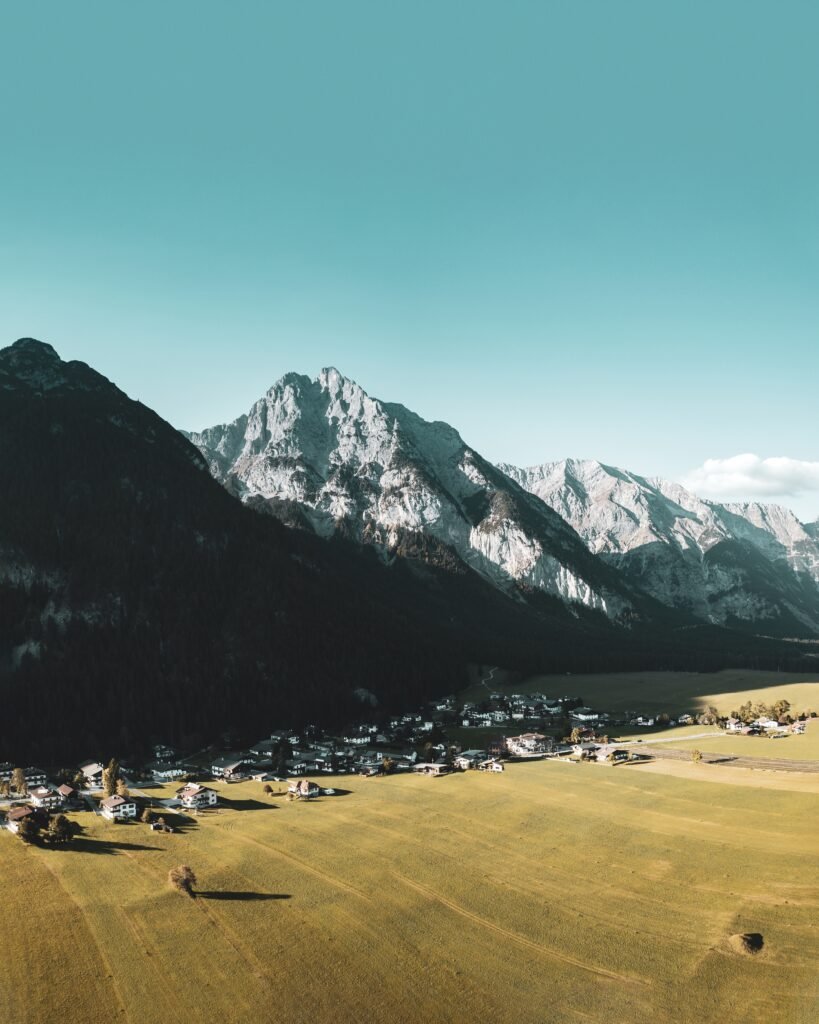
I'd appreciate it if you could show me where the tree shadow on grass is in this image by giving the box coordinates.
[197,891,292,901]
[67,837,162,854]
[218,798,277,811]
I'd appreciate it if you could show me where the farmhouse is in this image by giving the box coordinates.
[177,783,218,809]
[5,805,49,833]
[211,756,251,779]
[453,750,487,770]
[478,759,504,772]
[146,761,188,781]
[506,733,550,758]
[594,745,630,765]
[288,779,320,799]
[57,784,80,806]
[100,796,137,820]
[79,762,105,786]
[24,767,48,788]
[412,762,451,777]
[29,786,62,809]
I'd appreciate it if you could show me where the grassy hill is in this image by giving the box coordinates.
[1,765,817,1024]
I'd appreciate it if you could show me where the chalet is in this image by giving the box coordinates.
[506,733,550,758]
[79,762,105,786]
[571,708,600,723]
[249,738,278,758]
[453,750,487,770]
[24,768,48,789]
[412,762,451,777]
[571,742,600,760]
[726,718,743,732]
[29,786,62,810]
[100,795,137,820]
[477,758,504,772]
[211,757,250,779]
[288,779,320,799]
[146,761,188,781]
[177,783,218,809]
[6,806,49,833]
[57,784,80,806]
[594,745,630,765]
[152,744,176,761]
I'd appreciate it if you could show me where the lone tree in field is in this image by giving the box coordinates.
[11,767,27,796]
[102,759,120,798]
[168,865,197,898]
[47,814,74,845]
[691,749,703,764]
[263,783,274,797]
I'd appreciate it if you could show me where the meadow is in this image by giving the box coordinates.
[1,761,817,1024]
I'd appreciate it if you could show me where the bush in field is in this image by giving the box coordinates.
[168,864,197,897]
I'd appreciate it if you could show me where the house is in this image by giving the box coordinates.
[29,786,62,809]
[288,779,320,799]
[152,744,176,761]
[177,783,218,809]
[146,761,188,781]
[792,721,806,734]
[57,784,80,806]
[571,708,601,723]
[506,733,550,758]
[412,762,450,777]
[100,796,137,820]
[24,768,48,789]
[453,750,487,770]
[79,762,105,786]
[211,757,250,779]
[726,718,743,732]
[594,745,630,765]
[249,738,279,758]
[6,806,49,833]
[0,763,13,782]
[478,758,504,772]
[571,742,600,760]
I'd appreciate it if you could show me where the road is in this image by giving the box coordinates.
[640,745,819,774]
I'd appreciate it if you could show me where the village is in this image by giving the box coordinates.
[1,687,812,841]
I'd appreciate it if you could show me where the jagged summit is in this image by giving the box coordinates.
[188,370,643,619]
[504,457,819,636]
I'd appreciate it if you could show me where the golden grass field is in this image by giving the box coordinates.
[616,722,819,760]
[1,760,817,1024]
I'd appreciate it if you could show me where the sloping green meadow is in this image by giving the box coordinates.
[1,764,816,1024]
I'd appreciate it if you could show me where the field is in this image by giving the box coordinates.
[1,764,817,1024]
[463,668,819,717]
[618,722,819,761]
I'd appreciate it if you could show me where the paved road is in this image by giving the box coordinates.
[642,745,819,774]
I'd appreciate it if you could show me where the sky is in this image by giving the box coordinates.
[1,2,817,520]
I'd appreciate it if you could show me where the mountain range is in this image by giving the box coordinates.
[190,368,819,639]
[0,341,814,761]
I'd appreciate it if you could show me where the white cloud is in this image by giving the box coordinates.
[683,454,819,508]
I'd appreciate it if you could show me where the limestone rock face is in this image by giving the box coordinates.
[501,459,819,636]
[187,371,636,619]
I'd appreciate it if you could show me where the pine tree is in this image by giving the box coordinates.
[115,778,130,799]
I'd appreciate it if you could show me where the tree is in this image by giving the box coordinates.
[168,864,197,897]
[262,783,274,797]
[11,767,27,796]
[0,780,9,798]
[381,757,396,774]
[47,814,74,844]
[569,727,582,744]
[102,759,120,798]
[691,749,703,764]
[115,778,130,799]
[18,817,40,843]
[72,771,86,791]
[141,808,154,824]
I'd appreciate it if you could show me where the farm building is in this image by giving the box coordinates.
[100,796,137,820]
[177,783,218,809]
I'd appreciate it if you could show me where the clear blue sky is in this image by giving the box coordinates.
[1,2,817,518]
